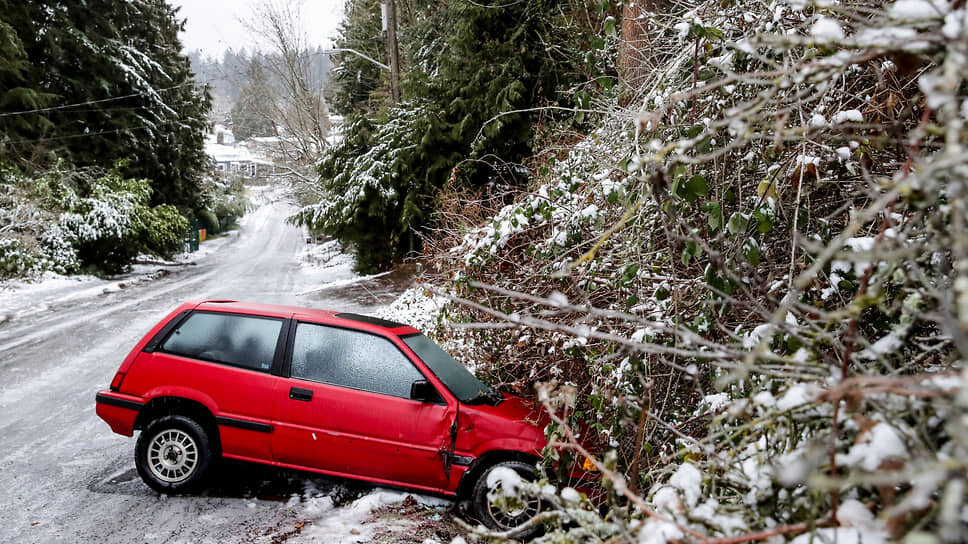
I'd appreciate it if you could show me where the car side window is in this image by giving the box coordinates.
[291,323,424,398]
[160,312,282,372]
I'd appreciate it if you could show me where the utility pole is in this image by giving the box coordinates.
[383,0,401,103]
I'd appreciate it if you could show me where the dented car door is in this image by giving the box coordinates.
[272,321,454,491]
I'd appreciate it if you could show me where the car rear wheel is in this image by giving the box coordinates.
[471,460,542,538]
[135,415,212,494]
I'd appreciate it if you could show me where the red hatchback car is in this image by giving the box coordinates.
[96,300,551,532]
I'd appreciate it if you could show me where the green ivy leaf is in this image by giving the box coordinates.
[743,240,761,266]
[754,208,774,233]
[727,212,748,235]
[604,16,617,37]
[705,266,733,295]
[681,241,702,265]
[687,174,709,196]
[703,26,724,41]
[703,201,723,232]
[622,264,639,282]
[697,135,713,153]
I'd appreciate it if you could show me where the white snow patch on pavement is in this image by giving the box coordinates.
[290,490,450,543]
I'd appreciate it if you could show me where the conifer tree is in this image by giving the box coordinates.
[301,0,596,272]
[230,59,277,140]
[0,0,211,208]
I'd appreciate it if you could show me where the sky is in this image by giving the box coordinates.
[169,0,345,59]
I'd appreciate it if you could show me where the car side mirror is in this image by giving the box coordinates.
[410,379,441,403]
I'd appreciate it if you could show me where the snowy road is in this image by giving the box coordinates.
[0,189,450,543]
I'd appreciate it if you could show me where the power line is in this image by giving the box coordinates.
[1,117,199,147]
[0,81,207,119]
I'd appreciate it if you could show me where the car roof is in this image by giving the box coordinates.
[189,300,421,335]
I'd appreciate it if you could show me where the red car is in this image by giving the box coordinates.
[96,300,549,533]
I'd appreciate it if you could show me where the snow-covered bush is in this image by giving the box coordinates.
[199,173,250,231]
[1,164,189,277]
[140,205,189,260]
[0,237,42,279]
[417,0,968,541]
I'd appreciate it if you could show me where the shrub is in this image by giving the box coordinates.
[0,237,41,279]
[196,209,220,236]
[417,1,968,541]
[2,164,194,277]
[140,205,188,259]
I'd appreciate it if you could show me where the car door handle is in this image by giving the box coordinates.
[289,387,313,401]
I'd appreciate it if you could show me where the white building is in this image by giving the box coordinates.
[205,125,276,177]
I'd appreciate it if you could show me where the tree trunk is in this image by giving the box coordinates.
[618,1,663,101]
[386,0,401,103]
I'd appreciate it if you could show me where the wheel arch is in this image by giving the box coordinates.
[134,396,221,456]
[456,449,542,500]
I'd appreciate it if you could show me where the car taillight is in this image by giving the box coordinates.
[110,372,125,391]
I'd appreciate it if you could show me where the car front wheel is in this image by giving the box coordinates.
[135,415,212,494]
[471,460,542,538]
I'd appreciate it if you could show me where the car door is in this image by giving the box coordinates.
[143,311,286,461]
[271,321,454,491]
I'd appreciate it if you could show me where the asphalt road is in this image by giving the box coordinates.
[0,188,416,543]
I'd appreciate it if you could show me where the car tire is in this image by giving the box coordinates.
[135,415,213,494]
[471,460,542,539]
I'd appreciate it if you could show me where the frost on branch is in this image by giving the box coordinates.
[415,0,968,541]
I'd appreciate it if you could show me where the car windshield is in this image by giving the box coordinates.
[402,334,493,403]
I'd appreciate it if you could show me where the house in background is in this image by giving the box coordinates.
[205,124,277,178]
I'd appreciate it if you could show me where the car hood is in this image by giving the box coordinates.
[458,393,549,450]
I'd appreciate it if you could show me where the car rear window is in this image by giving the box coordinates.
[160,311,282,372]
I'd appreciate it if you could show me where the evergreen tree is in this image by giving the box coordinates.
[325,0,386,116]
[230,59,276,140]
[0,0,211,208]
[302,0,597,272]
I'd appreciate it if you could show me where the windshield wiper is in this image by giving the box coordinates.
[466,388,503,406]
[486,388,504,405]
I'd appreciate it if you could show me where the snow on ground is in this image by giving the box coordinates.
[0,229,239,322]
[375,286,449,332]
[295,239,390,297]
[289,488,453,543]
